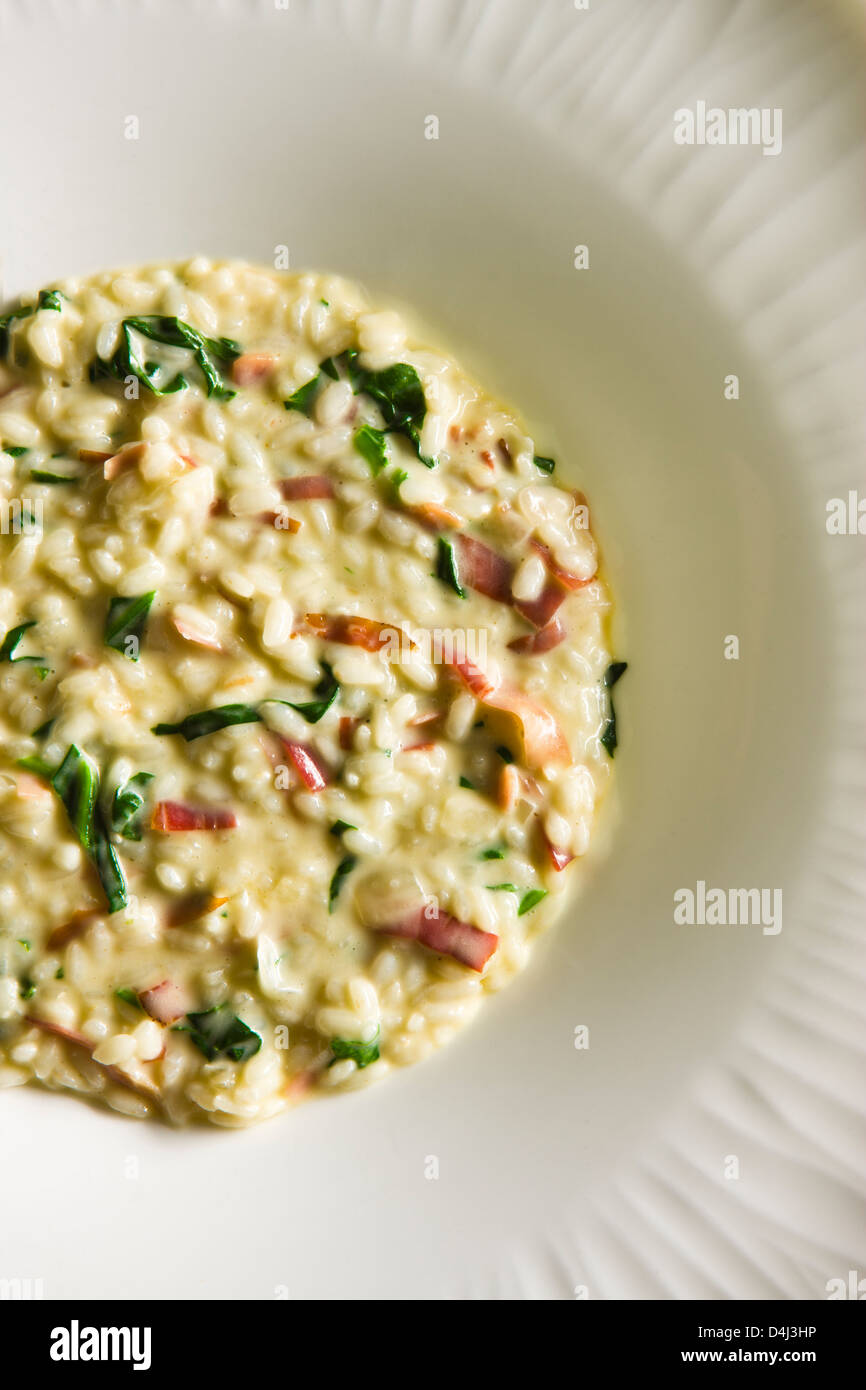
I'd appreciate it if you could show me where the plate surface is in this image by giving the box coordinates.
[0,0,864,1299]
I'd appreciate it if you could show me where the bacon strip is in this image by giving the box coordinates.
[150,801,237,832]
[455,534,514,603]
[274,736,331,792]
[302,613,413,651]
[24,1015,161,1102]
[508,616,566,654]
[450,657,570,767]
[378,906,498,972]
[46,909,100,951]
[278,475,335,501]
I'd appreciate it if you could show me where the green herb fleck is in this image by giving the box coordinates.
[283,374,320,414]
[104,592,155,660]
[175,1004,262,1063]
[533,455,556,475]
[600,660,628,758]
[518,887,548,916]
[353,424,389,475]
[328,853,357,912]
[111,772,154,841]
[329,1028,380,1069]
[115,987,142,1010]
[436,537,466,598]
[90,316,240,401]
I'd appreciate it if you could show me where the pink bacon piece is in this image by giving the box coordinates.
[455,534,514,604]
[379,905,498,972]
[231,352,278,386]
[138,979,190,1024]
[302,612,413,651]
[274,736,331,792]
[508,616,566,655]
[450,657,570,767]
[278,475,335,501]
[24,1015,161,1101]
[151,801,237,832]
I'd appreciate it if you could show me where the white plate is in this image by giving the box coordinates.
[1,0,864,1299]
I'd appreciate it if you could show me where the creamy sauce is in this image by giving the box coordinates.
[0,260,619,1124]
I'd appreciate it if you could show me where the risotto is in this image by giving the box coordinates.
[0,260,625,1125]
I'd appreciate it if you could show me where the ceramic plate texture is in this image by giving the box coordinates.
[0,0,863,1300]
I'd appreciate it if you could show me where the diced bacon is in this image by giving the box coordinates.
[302,613,411,652]
[498,762,520,811]
[15,772,52,799]
[530,539,594,590]
[78,449,112,465]
[339,716,359,750]
[210,497,229,517]
[138,979,190,1023]
[278,475,335,501]
[274,736,331,792]
[24,1015,160,1100]
[104,441,147,480]
[508,616,566,654]
[546,840,575,872]
[231,351,278,386]
[403,740,437,753]
[378,905,498,972]
[47,909,100,951]
[179,453,199,470]
[166,893,229,927]
[513,579,567,629]
[406,502,464,532]
[170,609,223,650]
[539,820,575,871]
[284,1068,316,1101]
[479,448,496,469]
[150,801,237,832]
[455,534,514,604]
[450,658,570,767]
[496,438,513,467]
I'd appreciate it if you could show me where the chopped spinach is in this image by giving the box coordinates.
[104,592,155,660]
[175,1004,262,1063]
[115,987,142,1010]
[25,745,129,914]
[90,315,240,400]
[328,853,357,912]
[329,1028,380,1069]
[283,374,320,414]
[153,668,341,742]
[600,660,628,757]
[152,702,263,741]
[329,819,357,837]
[280,662,339,725]
[111,772,154,841]
[353,424,388,475]
[435,537,466,598]
[518,888,548,916]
